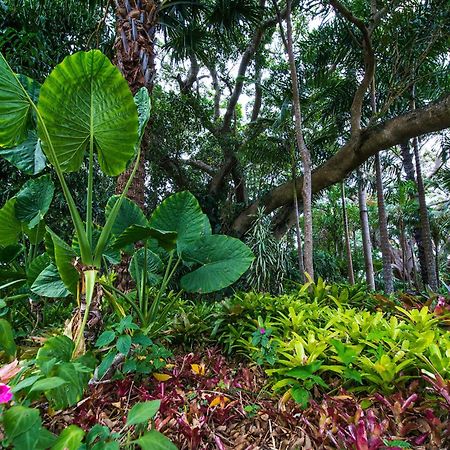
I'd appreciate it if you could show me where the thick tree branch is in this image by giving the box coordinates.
[221,1,282,132]
[232,94,450,236]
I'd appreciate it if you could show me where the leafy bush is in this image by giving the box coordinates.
[171,279,450,404]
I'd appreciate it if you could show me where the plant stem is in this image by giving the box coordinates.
[86,137,95,248]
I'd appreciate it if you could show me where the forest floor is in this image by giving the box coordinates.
[42,347,450,450]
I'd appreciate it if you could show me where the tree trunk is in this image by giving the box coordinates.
[284,0,314,279]
[412,136,438,290]
[375,153,394,293]
[400,140,426,288]
[289,143,305,280]
[341,182,355,285]
[114,0,159,209]
[357,170,375,290]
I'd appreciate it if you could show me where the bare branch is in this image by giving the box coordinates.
[182,159,216,177]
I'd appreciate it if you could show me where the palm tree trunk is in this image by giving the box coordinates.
[341,182,354,284]
[114,0,159,208]
[357,169,375,290]
[375,153,394,293]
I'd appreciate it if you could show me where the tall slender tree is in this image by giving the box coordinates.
[357,169,375,290]
[341,181,355,284]
[274,0,314,278]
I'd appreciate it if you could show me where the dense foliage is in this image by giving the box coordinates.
[0,0,449,449]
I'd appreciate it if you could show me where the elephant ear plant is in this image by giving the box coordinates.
[0,50,151,354]
[101,191,255,336]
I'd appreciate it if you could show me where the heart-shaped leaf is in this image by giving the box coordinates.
[37,50,138,175]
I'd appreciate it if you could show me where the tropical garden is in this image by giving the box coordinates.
[0,0,449,448]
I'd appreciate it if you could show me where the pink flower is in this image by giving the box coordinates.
[0,383,13,403]
[259,328,266,335]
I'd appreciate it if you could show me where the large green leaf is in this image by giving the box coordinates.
[46,229,79,294]
[112,225,177,252]
[0,131,46,175]
[106,195,148,236]
[0,318,16,356]
[0,198,21,246]
[180,235,254,293]
[129,248,163,287]
[31,263,71,298]
[0,53,33,147]
[3,406,42,450]
[16,174,55,228]
[27,253,51,284]
[37,50,138,175]
[148,191,210,254]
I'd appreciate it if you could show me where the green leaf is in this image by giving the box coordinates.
[46,359,95,409]
[97,349,117,379]
[3,405,42,450]
[31,263,71,298]
[112,225,177,252]
[0,244,23,264]
[135,430,177,450]
[116,334,132,356]
[286,361,323,379]
[17,74,40,104]
[29,376,68,392]
[148,191,209,254]
[180,235,254,293]
[95,330,116,348]
[37,50,138,175]
[46,228,79,294]
[105,195,148,236]
[15,174,55,228]
[0,131,46,175]
[51,425,85,450]
[129,247,163,286]
[36,428,58,449]
[291,386,310,409]
[0,198,21,246]
[330,339,358,365]
[27,253,51,285]
[36,335,74,369]
[23,220,47,244]
[0,318,16,356]
[0,53,34,147]
[12,375,43,393]
[126,400,161,427]
[135,87,151,140]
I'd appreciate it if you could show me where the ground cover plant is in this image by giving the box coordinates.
[1,0,450,449]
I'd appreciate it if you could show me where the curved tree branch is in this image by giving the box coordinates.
[232,94,450,236]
